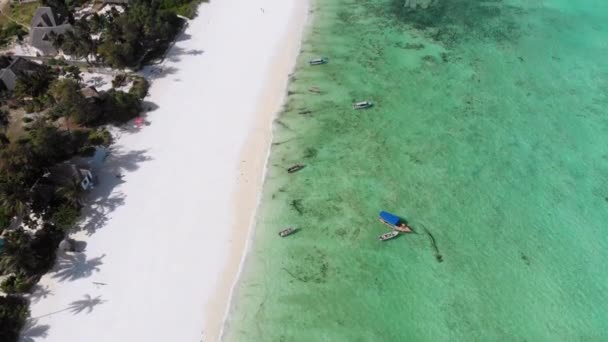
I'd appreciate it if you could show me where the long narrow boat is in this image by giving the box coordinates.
[287,164,305,173]
[353,101,373,110]
[309,58,328,65]
[378,231,399,241]
[379,211,412,233]
[279,227,297,237]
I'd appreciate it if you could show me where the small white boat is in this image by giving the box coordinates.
[353,101,373,110]
[279,227,297,237]
[309,58,328,65]
[378,231,399,241]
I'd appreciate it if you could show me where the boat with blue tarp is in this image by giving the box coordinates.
[379,211,412,232]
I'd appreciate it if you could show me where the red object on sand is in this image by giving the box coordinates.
[134,117,144,126]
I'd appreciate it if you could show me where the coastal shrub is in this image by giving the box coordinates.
[129,76,149,99]
[14,69,56,99]
[0,207,11,231]
[0,295,28,342]
[112,74,127,88]
[63,65,83,82]
[23,97,48,114]
[97,0,184,68]
[1,273,35,294]
[29,224,64,273]
[163,0,203,19]
[0,224,64,275]
[46,58,68,67]
[78,145,96,157]
[49,78,103,126]
[0,229,35,275]
[0,23,27,47]
[88,128,113,146]
[27,120,75,166]
[54,21,94,62]
[88,13,108,34]
[50,204,80,231]
[101,90,141,123]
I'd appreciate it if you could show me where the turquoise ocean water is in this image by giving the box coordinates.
[225,0,608,340]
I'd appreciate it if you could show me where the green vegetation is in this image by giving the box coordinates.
[52,21,94,62]
[14,67,56,100]
[52,0,189,68]
[0,0,199,338]
[0,61,144,341]
[1,273,35,294]
[160,0,204,19]
[97,0,185,68]
[50,78,88,122]
[0,295,28,342]
[0,1,40,27]
[0,2,37,47]
[129,75,149,99]
[0,23,27,48]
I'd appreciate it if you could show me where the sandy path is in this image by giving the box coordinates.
[23,1,307,341]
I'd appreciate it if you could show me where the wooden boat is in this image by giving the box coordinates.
[353,101,373,110]
[308,86,321,94]
[379,211,412,233]
[378,230,399,241]
[287,164,305,173]
[279,227,297,237]
[309,58,328,65]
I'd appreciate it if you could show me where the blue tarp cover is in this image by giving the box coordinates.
[379,211,400,225]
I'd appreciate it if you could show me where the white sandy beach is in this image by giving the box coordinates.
[23,1,307,341]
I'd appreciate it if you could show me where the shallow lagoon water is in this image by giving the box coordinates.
[225,0,608,340]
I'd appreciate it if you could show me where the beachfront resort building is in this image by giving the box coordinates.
[0,56,44,91]
[29,7,72,56]
[49,162,95,191]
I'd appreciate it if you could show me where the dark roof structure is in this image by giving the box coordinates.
[0,57,45,91]
[29,7,72,56]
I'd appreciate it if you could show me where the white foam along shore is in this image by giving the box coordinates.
[23,1,308,341]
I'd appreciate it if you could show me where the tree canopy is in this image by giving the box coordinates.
[97,0,184,68]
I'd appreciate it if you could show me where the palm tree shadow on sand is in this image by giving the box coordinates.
[51,253,105,282]
[19,319,50,342]
[78,148,152,236]
[31,294,107,321]
[67,294,106,314]
[28,285,53,304]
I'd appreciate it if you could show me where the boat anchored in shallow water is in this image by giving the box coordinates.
[353,101,373,110]
[287,164,305,173]
[309,58,328,65]
[279,227,297,237]
[378,230,399,241]
[379,211,412,233]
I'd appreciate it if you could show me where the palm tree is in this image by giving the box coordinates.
[0,179,29,217]
[0,228,34,274]
[56,179,83,208]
